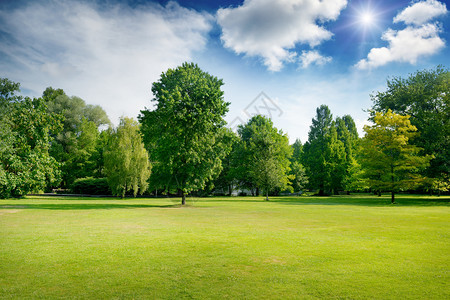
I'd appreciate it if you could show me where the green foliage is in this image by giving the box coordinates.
[71,177,111,195]
[0,79,62,198]
[42,87,110,187]
[303,106,361,195]
[210,128,240,195]
[370,66,449,180]
[303,105,345,195]
[139,62,230,204]
[361,110,432,203]
[237,115,292,200]
[335,116,362,192]
[104,117,151,198]
[288,139,309,193]
[289,161,309,192]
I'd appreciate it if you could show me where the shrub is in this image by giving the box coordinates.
[71,177,111,195]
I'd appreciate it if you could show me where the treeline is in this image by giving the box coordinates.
[0,64,448,203]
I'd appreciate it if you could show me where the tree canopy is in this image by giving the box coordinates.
[139,62,230,204]
[361,110,432,203]
[0,79,61,198]
[237,115,293,200]
[104,117,151,198]
[42,87,111,187]
[370,66,449,182]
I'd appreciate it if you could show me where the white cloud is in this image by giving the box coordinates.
[356,24,445,69]
[0,0,212,124]
[299,50,332,68]
[357,0,447,70]
[217,0,347,71]
[393,0,447,26]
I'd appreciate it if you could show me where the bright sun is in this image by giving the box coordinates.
[360,12,375,26]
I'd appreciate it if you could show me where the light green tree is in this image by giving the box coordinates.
[104,117,151,198]
[361,110,432,203]
[139,62,230,205]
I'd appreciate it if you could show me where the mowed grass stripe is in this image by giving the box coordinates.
[0,195,448,299]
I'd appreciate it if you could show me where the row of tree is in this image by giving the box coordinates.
[0,64,448,203]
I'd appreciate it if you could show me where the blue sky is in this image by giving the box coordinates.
[1,0,449,142]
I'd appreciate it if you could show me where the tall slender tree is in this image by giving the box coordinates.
[303,105,336,195]
[289,139,308,193]
[104,117,151,198]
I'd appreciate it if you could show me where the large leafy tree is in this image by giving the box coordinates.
[42,87,110,187]
[361,110,432,203]
[104,117,151,198]
[370,66,449,183]
[0,78,61,198]
[139,62,230,205]
[238,115,292,200]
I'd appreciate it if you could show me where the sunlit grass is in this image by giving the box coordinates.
[0,194,449,299]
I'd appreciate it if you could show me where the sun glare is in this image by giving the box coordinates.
[361,12,374,25]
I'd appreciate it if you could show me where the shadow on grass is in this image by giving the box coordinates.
[271,196,450,207]
[198,195,450,207]
[0,203,180,210]
[1,195,448,210]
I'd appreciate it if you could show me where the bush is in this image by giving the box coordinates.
[71,177,111,195]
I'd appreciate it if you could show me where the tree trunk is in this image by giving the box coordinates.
[391,191,395,204]
[181,190,186,205]
[266,190,269,201]
[378,190,381,197]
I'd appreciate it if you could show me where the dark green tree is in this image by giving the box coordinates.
[139,62,230,205]
[370,66,449,185]
[289,139,308,193]
[211,129,240,195]
[335,116,361,192]
[0,79,61,198]
[238,115,292,200]
[304,105,338,195]
[42,88,110,187]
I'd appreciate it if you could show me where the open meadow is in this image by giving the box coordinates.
[0,194,449,299]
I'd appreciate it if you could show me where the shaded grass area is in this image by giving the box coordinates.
[0,194,449,299]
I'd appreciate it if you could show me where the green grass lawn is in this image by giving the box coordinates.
[0,194,449,299]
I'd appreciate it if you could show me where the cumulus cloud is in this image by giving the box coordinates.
[299,50,332,68]
[217,0,347,71]
[0,0,212,123]
[393,0,447,25]
[357,0,447,70]
[356,24,445,69]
